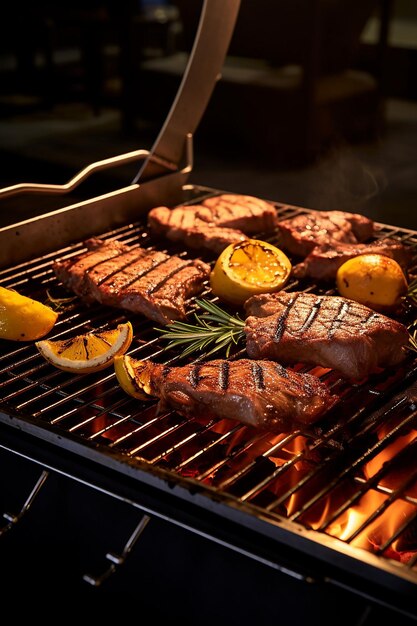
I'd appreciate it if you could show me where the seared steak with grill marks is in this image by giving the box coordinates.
[52,237,129,301]
[53,238,210,325]
[139,358,337,431]
[293,237,411,282]
[277,210,374,257]
[244,291,409,380]
[148,206,247,254]
[148,194,278,254]
[201,194,278,232]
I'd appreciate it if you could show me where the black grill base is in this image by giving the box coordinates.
[0,446,415,625]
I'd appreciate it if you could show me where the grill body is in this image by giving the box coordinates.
[1,185,417,620]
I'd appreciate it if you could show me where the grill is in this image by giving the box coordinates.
[2,0,417,619]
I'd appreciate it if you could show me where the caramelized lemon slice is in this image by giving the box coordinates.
[336,254,408,312]
[36,322,133,374]
[210,239,292,305]
[0,285,58,341]
[114,355,153,400]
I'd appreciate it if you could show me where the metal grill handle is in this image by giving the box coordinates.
[135,0,241,183]
[83,513,151,587]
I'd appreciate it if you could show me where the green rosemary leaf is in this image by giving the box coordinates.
[154,299,246,359]
[407,327,417,354]
[46,289,77,311]
[407,277,417,305]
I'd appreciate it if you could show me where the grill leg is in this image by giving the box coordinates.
[82,513,151,587]
[0,469,49,536]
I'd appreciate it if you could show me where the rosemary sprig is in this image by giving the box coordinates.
[408,331,417,354]
[156,299,246,359]
[46,289,77,311]
[407,277,417,306]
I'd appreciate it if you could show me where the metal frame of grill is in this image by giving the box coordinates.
[2,0,417,618]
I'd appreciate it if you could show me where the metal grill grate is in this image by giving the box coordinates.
[2,196,417,581]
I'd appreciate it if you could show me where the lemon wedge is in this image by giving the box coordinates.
[114,355,153,400]
[210,239,292,305]
[36,322,133,374]
[0,285,58,341]
[336,254,408,312]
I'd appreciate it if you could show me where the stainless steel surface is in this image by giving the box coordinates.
[0,168,195,270]
[0,149,150,200]
[135,0,241,183]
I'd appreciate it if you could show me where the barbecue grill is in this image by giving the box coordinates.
[1,1,417,620]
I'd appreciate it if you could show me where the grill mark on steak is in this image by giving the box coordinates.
[275,363,289,378]
[298,298,322,333]
[244,291,410,380]
[277,210,374,258]
[189,364,202,389]
[328,301,350,338]
[147,259,195,295]
[141,358,338,431]
[148,194,278,255]
[162,365,171,380]
[251,362,265,390]
[92,248,147,286]
[274,294,299,341]
[218,361,230,390]
[104,254,170,293]
[53,238,210,324]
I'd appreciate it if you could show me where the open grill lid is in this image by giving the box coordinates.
[1,0,417,619]
[0,0,241,269]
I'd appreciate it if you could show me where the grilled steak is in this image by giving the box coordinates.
[148,193,278,254]
[293,237,411,282]
[148,205,248,254]
[277,210,374,257]
[244,291,409,380]
[201,194,278,232]
[52,237,129,301]
[53,238,210,325]
[138,358,337,431]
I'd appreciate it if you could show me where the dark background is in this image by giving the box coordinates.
[0,0,416,228]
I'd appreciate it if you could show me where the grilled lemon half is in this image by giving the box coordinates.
[210,239,292,306]
[36,322,133,374]
[336,254,408,312]
[114,355,153,400]
[0,285,58,341]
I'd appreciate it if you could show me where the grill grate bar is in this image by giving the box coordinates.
[173,427,267,475]
[67,397,130,434]
[341,460,417,546]
[314,411,417,532]
[376,508,417,559]
[88,411,143,440]
[127,416,190,458]
[214,431,304,490]
[245,395,415,513]
[353,476,417,506]
[109,407,162,447]
[175,423,249,479]
[143,418,222,465]
[28,371,117,415]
